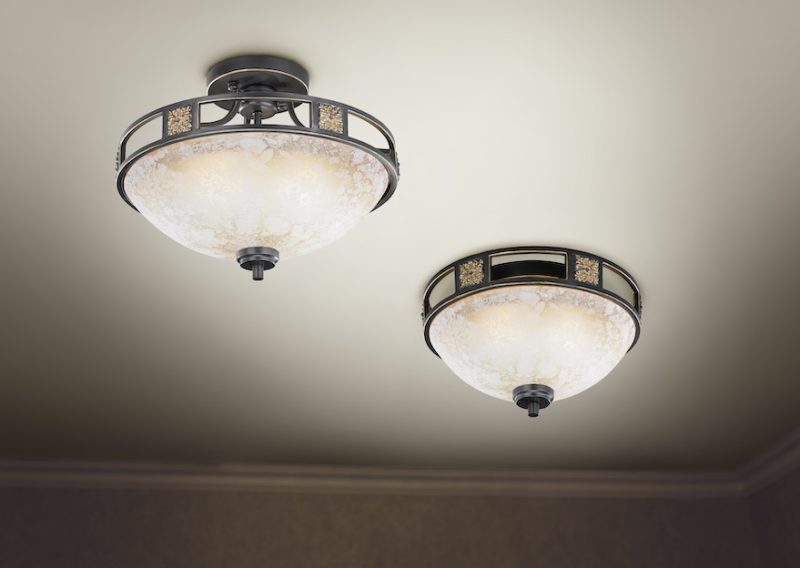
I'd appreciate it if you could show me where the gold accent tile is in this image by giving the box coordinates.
[319,104,344,133]
[574,256,600,285]
[166,106,192,136]
[459,259,484,288]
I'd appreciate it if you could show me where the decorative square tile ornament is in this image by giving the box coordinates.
[574,256,600,285]
[318,104,344,134]
[459,258,485,288]
[166,106,192,136]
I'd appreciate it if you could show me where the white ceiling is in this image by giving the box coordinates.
[1,0,799,471]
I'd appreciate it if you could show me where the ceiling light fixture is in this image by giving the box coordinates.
[422,247,642,417]
[116,55,399,280]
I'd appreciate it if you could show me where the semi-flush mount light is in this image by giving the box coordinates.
[116,55,399,280]
[422,247,642,417]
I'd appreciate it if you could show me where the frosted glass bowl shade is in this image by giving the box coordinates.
[428,285,638,402]
[122,132,390,260]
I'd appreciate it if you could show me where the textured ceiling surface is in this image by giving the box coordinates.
[0,0,798,471]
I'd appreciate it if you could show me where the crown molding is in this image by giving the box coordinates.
[738,427,800,495]
[0,461,743,499]
[1,429,798,499]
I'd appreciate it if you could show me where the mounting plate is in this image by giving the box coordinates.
[206,55,310,111]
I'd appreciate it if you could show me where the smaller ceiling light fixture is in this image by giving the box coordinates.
[116,55,399,280]
[422,247,642,417]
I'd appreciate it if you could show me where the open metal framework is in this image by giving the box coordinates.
[422,246,643,357]
[422,245,643,417]
[114,55,400,280]
[116,92,399,211]
[116,55,398,214]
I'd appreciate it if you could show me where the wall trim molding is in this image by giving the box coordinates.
[0,461,744,499]
[738,427,800,495]
[1,430,798,499]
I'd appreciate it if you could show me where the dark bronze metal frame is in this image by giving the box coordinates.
[422,246,643,358]
[115,55,400,282]
[116,93,399,212]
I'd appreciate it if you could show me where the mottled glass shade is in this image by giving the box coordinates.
[123,132,389,260]
[428,285,637,402]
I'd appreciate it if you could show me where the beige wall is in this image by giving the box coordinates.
[0,488,762,567]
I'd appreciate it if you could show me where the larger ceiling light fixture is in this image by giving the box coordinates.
[422,247,642,417]
[116,55,399,280]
